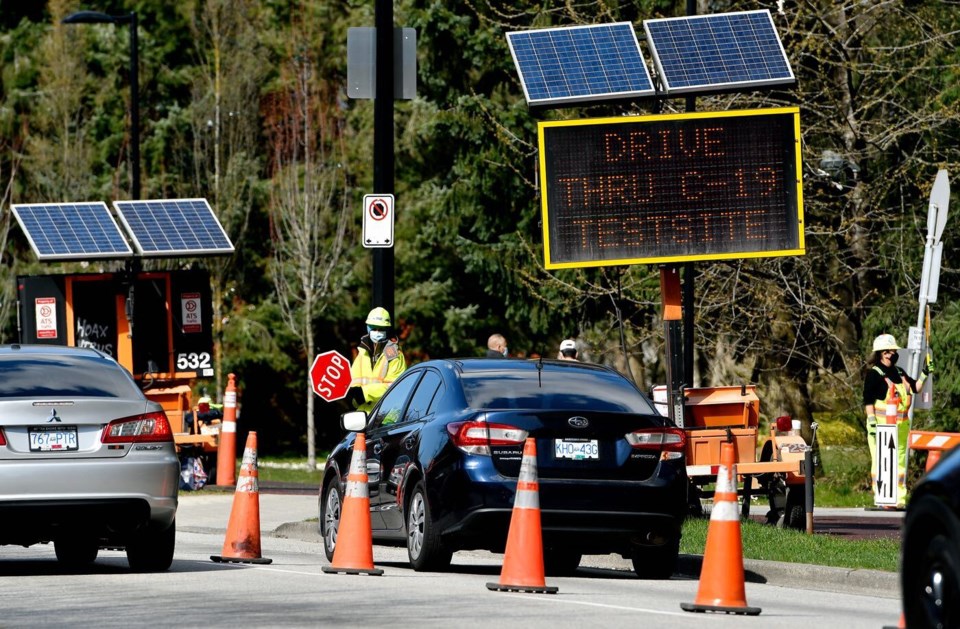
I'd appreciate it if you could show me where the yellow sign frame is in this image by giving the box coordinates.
[537,107,805,269]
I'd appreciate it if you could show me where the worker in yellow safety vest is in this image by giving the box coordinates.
[862,333,932,508]
[347,307,407,413]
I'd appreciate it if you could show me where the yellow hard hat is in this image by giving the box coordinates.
[872,334,901,352]
[365,307,391,327]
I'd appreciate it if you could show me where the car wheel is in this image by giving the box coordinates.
[126,519,176,572]
[774,486,806,531]
[544,548,582,576]
[54,536,99,567]
[903,496,960,629]
[406,481,451,571]
[321,479,342,562]
[630,535,680,580]
[203,454,217,485]
[687,483,705,518]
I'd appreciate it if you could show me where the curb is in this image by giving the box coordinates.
[270,521,899,597]
[676,554,899,599]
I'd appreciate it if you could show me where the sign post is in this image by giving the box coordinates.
[909,170,949,377]
[310,350,353,402]
[905,170,950,468]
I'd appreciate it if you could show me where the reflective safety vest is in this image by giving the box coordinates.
[350,339,406,413]
[872,366,911,421]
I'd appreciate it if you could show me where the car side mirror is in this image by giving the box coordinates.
[341,410,367,432]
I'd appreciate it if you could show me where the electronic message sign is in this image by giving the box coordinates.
[538,108,804,269]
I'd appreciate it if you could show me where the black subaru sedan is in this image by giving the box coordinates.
[319,358,688,578]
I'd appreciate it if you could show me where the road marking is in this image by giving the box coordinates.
[511,594,690,617]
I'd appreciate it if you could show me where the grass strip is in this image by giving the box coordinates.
[681,517,899,572]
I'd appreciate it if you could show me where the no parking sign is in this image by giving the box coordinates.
[362,194,394,248]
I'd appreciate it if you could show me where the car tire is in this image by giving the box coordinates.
[54,536,99,567]
[630,535,680,580]
[321,479,342,562]
[406,481,451,572]
[544,548,582,576]
[775,486,806,531]
[126,519,176,572]
[203,454,217,486]
[903,495,960,629]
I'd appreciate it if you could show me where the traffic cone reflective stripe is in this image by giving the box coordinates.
[211,431,272,564]
[322,433,383,576]
[681,442,760,615]
[886,383,899,425]
[486,438,558,594]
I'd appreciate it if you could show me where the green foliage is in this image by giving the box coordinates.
[3,1,960,457]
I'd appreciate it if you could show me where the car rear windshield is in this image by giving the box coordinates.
[0,356,142,398]
[461,368,657,413]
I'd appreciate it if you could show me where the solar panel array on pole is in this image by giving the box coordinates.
[12,198,234,262]
[506,10,794,105]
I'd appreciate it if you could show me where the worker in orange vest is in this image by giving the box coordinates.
[863,334,932,508]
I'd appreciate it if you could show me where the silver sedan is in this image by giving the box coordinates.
[0,344,179,571]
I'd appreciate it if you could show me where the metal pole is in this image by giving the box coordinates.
[373,0,395,317]
[129,12,140,200]
[804,447,814,534]
[681,0,697,387]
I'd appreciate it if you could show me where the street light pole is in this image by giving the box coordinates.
[62,11,140,201]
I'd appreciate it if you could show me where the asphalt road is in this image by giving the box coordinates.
[0,525,902,629]
[184,485,903,598]
[0,488,903,628]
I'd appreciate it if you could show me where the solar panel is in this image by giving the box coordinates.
[11,202,133,261]
[507,23,655,106]
[113,198,234,257]
[644,10,794,95]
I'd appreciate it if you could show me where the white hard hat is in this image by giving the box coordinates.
[560,339,577,351]
[872,334,901,352]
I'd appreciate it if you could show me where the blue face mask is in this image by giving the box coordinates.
[369,330,387,343]
[502,347,508,357]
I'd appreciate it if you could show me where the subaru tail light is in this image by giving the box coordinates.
[626,427,686,460]
[447,420,527,455]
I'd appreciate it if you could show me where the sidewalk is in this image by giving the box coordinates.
[177,490,899,597]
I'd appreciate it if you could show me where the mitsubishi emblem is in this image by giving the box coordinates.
[47,409,61,423]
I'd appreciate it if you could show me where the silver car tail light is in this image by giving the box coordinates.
[101,411,174,444]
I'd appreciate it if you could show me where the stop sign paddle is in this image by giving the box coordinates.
[310,350,353,402]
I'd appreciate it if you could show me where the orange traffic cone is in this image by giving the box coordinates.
[881,612,905,629]
[321,432,383,575]
[215,374,239,487]
[486,438,558,594]
[681,441,760,615]
[211,431,272,564]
